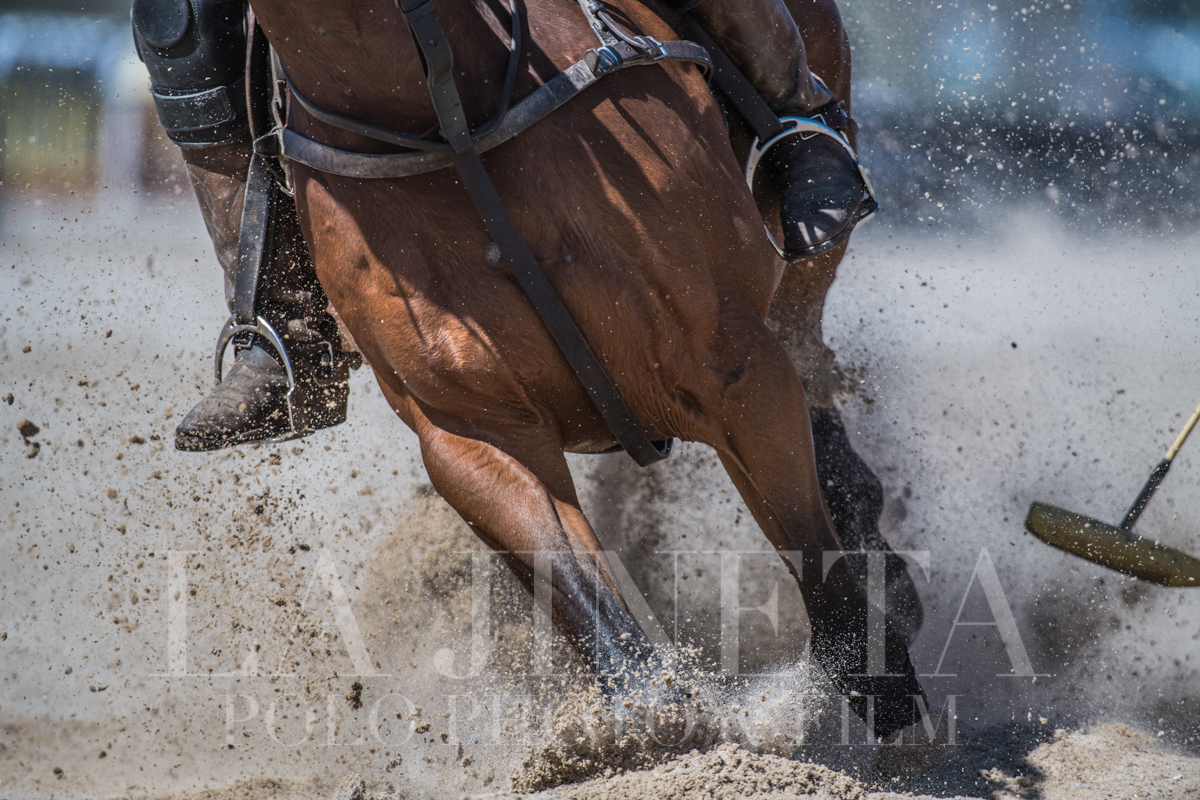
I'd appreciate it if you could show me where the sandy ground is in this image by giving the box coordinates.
[519,723,1200,800]
[2,189,1199,800]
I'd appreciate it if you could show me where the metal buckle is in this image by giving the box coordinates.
[213,314,307,443]
[318,340,335,379]
[253,130,294,197]
[589,45,623,75]
[743,115,879,259]
[637,36,666,61]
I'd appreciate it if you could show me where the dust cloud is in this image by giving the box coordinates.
[3,182,1198,799]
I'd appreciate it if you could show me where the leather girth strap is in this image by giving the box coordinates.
[395,0,671,467]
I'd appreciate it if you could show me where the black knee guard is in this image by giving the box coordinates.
[132,0,250,148]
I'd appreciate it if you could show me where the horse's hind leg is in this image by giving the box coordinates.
[699,316,925,738]
[396,396,655,686]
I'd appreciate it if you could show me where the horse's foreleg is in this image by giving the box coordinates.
[390,391,656,684]
[767,238,927,648]
[699,321,925,738]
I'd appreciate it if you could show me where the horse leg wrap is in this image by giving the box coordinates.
[132,0,251,147]
[809,556,928,740]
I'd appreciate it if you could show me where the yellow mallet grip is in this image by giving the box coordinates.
[1166,400,1200,461]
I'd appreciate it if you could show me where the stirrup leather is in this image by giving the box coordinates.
[744,114,879,259]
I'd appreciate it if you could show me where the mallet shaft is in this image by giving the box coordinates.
[1119,399,1200,531]
[1120,458,1171,532]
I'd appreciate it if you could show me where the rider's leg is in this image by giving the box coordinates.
[181,144,250,298]
[132,0,352,450]
[678,0,869,259]
[173,155,352,451]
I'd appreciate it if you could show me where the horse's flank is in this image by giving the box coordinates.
[252,0,782,453]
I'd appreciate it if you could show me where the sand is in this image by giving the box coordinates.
[462,723,1200,799]
[97,722,1198,800]
[527,744,869,800]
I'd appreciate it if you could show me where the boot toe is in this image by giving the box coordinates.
[174,393,289,451]
[767,134,867,259]
[174,346,291,451]
[780,196,855,256]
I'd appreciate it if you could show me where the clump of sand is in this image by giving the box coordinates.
[553,743,866,800]
[1020,724,1199,800]
[482,722,1200,800]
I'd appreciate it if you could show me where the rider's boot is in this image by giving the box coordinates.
[173,148,354,452]
[686,0,869,258]
[132,0,353,451]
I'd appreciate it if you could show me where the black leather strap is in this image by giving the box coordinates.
[246,19,275,142]
[151,84,236,131]
[275,39,709,180]
[398,0,472,153]
[286,74,452,154]
[232,154,278,326]
[150,80,250,146]
[666,12,786,142]
[394,0,669,466]
[451,147,670,466]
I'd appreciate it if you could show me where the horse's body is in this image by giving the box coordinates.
[248,0,913,707]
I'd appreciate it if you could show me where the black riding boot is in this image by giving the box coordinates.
[171,147,354,452]
[133,0,354,451]
[687,0,870,258]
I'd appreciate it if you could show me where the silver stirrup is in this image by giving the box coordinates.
[744,115,879,259]
[213,313,327,444]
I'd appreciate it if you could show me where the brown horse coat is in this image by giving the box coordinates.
[248,0,920,721]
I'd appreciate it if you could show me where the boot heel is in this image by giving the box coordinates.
[288,340,351,432]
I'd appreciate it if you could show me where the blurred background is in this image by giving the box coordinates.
[847,0,1199,229]
[0,2,185,207]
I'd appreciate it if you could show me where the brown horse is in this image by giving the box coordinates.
[250,0,924,734]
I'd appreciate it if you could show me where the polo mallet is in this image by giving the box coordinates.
[1024,401,1200,587]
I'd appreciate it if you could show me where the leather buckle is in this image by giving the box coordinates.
[637,36,666,61]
